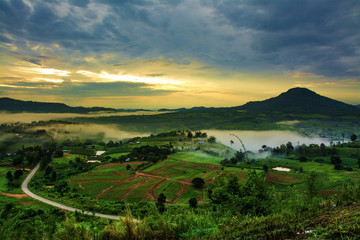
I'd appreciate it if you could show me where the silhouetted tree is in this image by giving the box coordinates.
[14,170,23,179]
[192,177,205,189]
[189,198,198,208]
[187,131,193,138]
[208,136,216,143]
[351,134,357,142]
[6,171,13,182]
[156,193,166,213]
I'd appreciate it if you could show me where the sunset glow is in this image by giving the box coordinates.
[0,0,359,108]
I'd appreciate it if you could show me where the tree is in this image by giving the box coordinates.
[14,170,23,179]
[157,193,166,204]
[40,153,52,170]
[187,131,193,138]
[207,173,240,204]
[156,193,166,213]
[106,141,115,147]
[6,171,14,190]
[305,172,321,200]
[208,136,216,143]
[351,134,357,142]
[235,151,245,162]
[45,166,53,176]
[262,164,269,173]
[192,177,205,189]
[331,155,341,165]
[286,142,294,155]
[55,180,69,196]
[189,198,198,208]
[12,154,24,165]
[53,149,64,158]
[6,171,13,182]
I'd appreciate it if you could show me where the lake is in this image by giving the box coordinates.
[204,130,330,152]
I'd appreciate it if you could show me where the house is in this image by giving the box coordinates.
[87,160,101,163]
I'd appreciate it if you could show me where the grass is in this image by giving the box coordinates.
[142,161,167,172]
[108,152,130,158]
[177,187,202,203]
[155,181,184,200]
[126,178,162,202]
[100,177,145,201]
[73,181,116,198]
[168,152,223,165]
[0,167,30,194]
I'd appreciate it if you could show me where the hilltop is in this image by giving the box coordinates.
[0,97,115,113]
[235,87,360,116]
[2,88,359,116]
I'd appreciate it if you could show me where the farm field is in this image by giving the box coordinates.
[66,149,360,204]
[67,156,234,203]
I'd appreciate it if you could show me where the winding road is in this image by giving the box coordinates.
[21,163,121,220]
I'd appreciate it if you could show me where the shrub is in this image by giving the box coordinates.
[192,177,205,189]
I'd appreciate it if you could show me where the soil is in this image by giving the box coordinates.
[96,161,146,170]
[95,175,139,199]
[0,166,31,171]
[121,177,151,201]
[1,192,28,198]
[141,179,167,201]
[265,171,300,184]
[70,160,228,203]
[168,184,188,203]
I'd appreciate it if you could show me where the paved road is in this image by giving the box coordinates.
[21,163,121,220]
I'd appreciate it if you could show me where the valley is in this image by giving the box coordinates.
[1,88,359,239]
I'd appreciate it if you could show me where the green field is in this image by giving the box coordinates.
[168,152,223,165]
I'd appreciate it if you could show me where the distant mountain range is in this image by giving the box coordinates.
[0,97,115,113]
[1,88,360,116]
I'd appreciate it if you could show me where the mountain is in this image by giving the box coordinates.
[235,87,360,116]
[0,97,115,113]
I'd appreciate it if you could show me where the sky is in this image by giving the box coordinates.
[0,0,359,109]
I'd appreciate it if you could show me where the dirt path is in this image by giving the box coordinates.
[135,172,191,185]
[78,182,85,190]
[141,179,166,201]
[0,166,31,171]
[169,184,188,203]
[202,172,211,178]
[95,175,139,199]
[69,179,122,182]
[1,192,28,198]
[121,177,150,201]
[148,161,168,174]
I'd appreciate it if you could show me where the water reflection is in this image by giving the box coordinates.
[204,130,329,152]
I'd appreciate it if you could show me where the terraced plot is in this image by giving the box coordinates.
[67,155,237,203]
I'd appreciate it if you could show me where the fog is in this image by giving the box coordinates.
[204,130,330,153]
[0,111,166,124]
[29,123,148,142]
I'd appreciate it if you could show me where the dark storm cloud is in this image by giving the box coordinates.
[0,0,358,78]
[1,81,177,97]
[22,58,42,65]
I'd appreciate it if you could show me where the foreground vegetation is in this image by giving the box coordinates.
[1,122,360,239]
